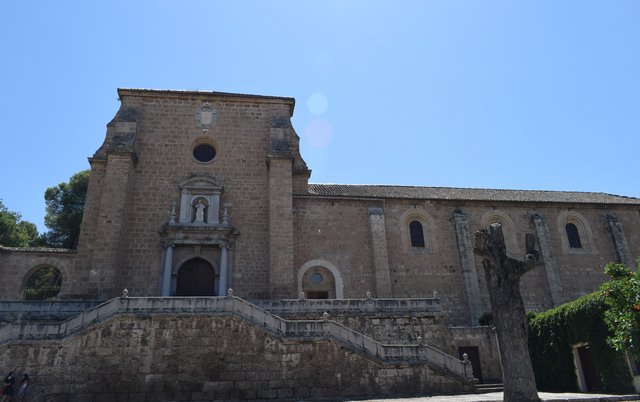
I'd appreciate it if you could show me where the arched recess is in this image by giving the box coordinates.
[21,265,63,300]
[557,211,596,254]
[298,259,344,299]
[175,257,219,296]
[399,208,437,252]
[480,210,520,255]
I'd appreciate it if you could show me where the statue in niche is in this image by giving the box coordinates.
[193,199,207,223]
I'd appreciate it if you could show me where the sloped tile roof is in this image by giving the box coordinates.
[306,184,640,205]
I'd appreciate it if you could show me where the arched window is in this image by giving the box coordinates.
[22,266,62,301]
[557,211,594,254]
[409,220,426,248]
[298,259,344,299]
[399,209,436,253]
[301,266,336,299]
[565,223,582,249]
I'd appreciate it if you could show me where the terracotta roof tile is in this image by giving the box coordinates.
[305,184,640,205]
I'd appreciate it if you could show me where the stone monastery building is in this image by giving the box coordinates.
[1,88,639,400]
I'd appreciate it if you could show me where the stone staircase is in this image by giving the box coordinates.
[0,296,475,385]
[474,382,504,393]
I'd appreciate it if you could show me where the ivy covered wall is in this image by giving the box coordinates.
[528,292,634,393]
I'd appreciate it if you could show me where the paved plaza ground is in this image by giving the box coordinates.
[358,391,640,402]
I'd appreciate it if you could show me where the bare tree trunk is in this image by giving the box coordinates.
[473,223,541,402]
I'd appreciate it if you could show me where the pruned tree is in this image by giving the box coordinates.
[473,222,540,402]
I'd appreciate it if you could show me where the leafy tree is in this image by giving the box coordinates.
[0,199,39,247]
[601,259,640,357]
[42,170,89,248]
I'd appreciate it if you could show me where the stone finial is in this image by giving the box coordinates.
[227,288,234,298]
[322,311,329,321]
[298,291,305,300]
[462,353,469,362]
[432,290,439,299]
[122,288,129,298]
[169,202,177,224]
[417,336,423,345]
[222,202,232,225]
[365,290,372,299]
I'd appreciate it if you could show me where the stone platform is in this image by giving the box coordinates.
[359,391,640,402]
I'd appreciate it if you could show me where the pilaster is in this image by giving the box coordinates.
[91,152,136,298]
[606,213,634,268]
[532,213,564,306]
[368,207,392,297]
[452,210,483,325]
[268,157,294,298]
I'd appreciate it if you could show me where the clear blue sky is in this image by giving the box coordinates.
[1,1,639,233]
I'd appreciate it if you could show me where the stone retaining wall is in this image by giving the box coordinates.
[0,314,470,401]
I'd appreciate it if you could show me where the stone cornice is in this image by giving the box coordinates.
[117,88,296,116]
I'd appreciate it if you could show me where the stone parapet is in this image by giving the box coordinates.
[253,297,442,317]
[0,301,100,322]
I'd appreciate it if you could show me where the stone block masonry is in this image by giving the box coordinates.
[0,313,469,401]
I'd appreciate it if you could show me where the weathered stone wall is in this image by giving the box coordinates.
[292,196,640,324]
[293,197,378,298]
[67,91,301,300]
[0,248,75,300]
[0,315,468,401]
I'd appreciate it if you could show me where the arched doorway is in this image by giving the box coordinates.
[301,266,336,299]
[176,258,218,296]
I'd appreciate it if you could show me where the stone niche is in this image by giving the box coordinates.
[175,176,224,225]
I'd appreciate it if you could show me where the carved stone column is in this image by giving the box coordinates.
[161,244,174,296]
[531,213,564,306]
[452,210,483,325]
[606,213,634,268]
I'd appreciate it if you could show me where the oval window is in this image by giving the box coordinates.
[193,143,216,163]
[310,273,323,284]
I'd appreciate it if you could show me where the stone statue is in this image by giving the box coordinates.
[194,199,206,223]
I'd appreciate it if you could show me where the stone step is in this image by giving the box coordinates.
[474,383,504,393]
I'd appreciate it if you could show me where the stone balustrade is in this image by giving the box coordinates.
[0,301,101,322]
[252,297,442,316]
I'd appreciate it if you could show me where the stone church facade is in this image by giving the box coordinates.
[1,88,639,400]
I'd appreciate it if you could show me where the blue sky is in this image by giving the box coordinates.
[1,1,639,232]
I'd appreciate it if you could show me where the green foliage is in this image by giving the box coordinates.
[0,199,40,247]
[22,266,62,300]
[601,260,640,357]
[42,170,89,248]
[528,291,634,393]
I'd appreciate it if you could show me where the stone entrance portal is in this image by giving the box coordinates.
[176,258,218,296]
[302,266,336,299]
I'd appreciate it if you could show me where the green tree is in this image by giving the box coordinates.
[0,199,39,247]
[601,259,640,357]
[42,170,89,248]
